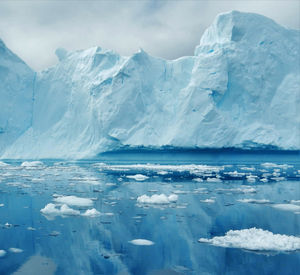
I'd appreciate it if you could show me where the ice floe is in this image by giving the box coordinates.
[200,198,215,203]
[237,199,270,204]
[82,208,101,217]
[53,195,93,207]
[137,194,178,204]
[9,248,23,253]
[272,204,300,213]
[261,163,293,169]
[129,239,154,246]
[0,250,6,257]
[21,161,44,168]
[97,163,224,175]
[216,187,256,194]
[126,174,149,181]
[198,228,300,252]
[40,203,80,216]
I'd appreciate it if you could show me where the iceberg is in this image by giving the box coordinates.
[0,11,299,158]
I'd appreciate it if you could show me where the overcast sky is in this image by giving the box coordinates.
[0,0,299,71]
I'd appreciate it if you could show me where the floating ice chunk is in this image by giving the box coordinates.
[9,248,23,253]
[200,198,215,203]
[137,194,178,204]
[27,227,36,231]
[82,208,101,217]
[290,200,300,205]
[226,171,245,177]
[53,195,93,207]
[237,199,270,204]
[126,174,149,181]
[216,187,256,194]
[270,177,285,181]
[198,228,300,252]
[157,171,169,175]
[246,175,257,182]
[272,204,300,213]
[129,239,154,246]
[240,167,255,171]
[21,161,44,168]
[260,178,268,183]
[0,250,6,257]
[40,203,80,216]
[261,163,293,169]
[0,204,4,207]
[206,177,222,182]
[0,161,9,167]
[193,178,204,182]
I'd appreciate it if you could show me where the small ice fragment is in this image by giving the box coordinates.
[206,177,222,182]
[27,227,36,231]
[200,199,215,203]
[157,171,168,175]
[126,174,149,181]
[49,231,60,237]
[129,239,154,246]
[9,248,23,253]
[0,204,4,207]
[0,250,6,257]
[82,208,101,217]
[193,178,203,182]
[21,161,44,167]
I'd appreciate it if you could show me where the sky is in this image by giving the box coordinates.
[0,0,299,71]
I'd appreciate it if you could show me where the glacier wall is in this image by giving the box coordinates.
[0,11,299,159]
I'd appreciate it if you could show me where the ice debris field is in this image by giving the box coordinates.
[0,158,300,274]
[0,11,300,159]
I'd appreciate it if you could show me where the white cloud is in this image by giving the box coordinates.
[0,0,299,71]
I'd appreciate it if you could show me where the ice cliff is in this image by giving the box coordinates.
[0,11,299,158]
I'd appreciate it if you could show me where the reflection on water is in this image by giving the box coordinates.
[0,155,299,275]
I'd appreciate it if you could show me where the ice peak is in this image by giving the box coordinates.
[196,10,287,51]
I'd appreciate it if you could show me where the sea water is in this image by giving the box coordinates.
[0,151,299,274]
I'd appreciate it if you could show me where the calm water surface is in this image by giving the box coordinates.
[0,152,299,275]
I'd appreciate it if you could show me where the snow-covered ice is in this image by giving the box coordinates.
[199,228,300,252]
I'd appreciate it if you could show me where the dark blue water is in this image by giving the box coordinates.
[0,153,299,275]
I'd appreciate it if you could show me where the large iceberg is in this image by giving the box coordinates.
[0,11,299,159]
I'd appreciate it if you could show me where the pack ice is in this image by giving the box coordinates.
[0,11,299,159]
